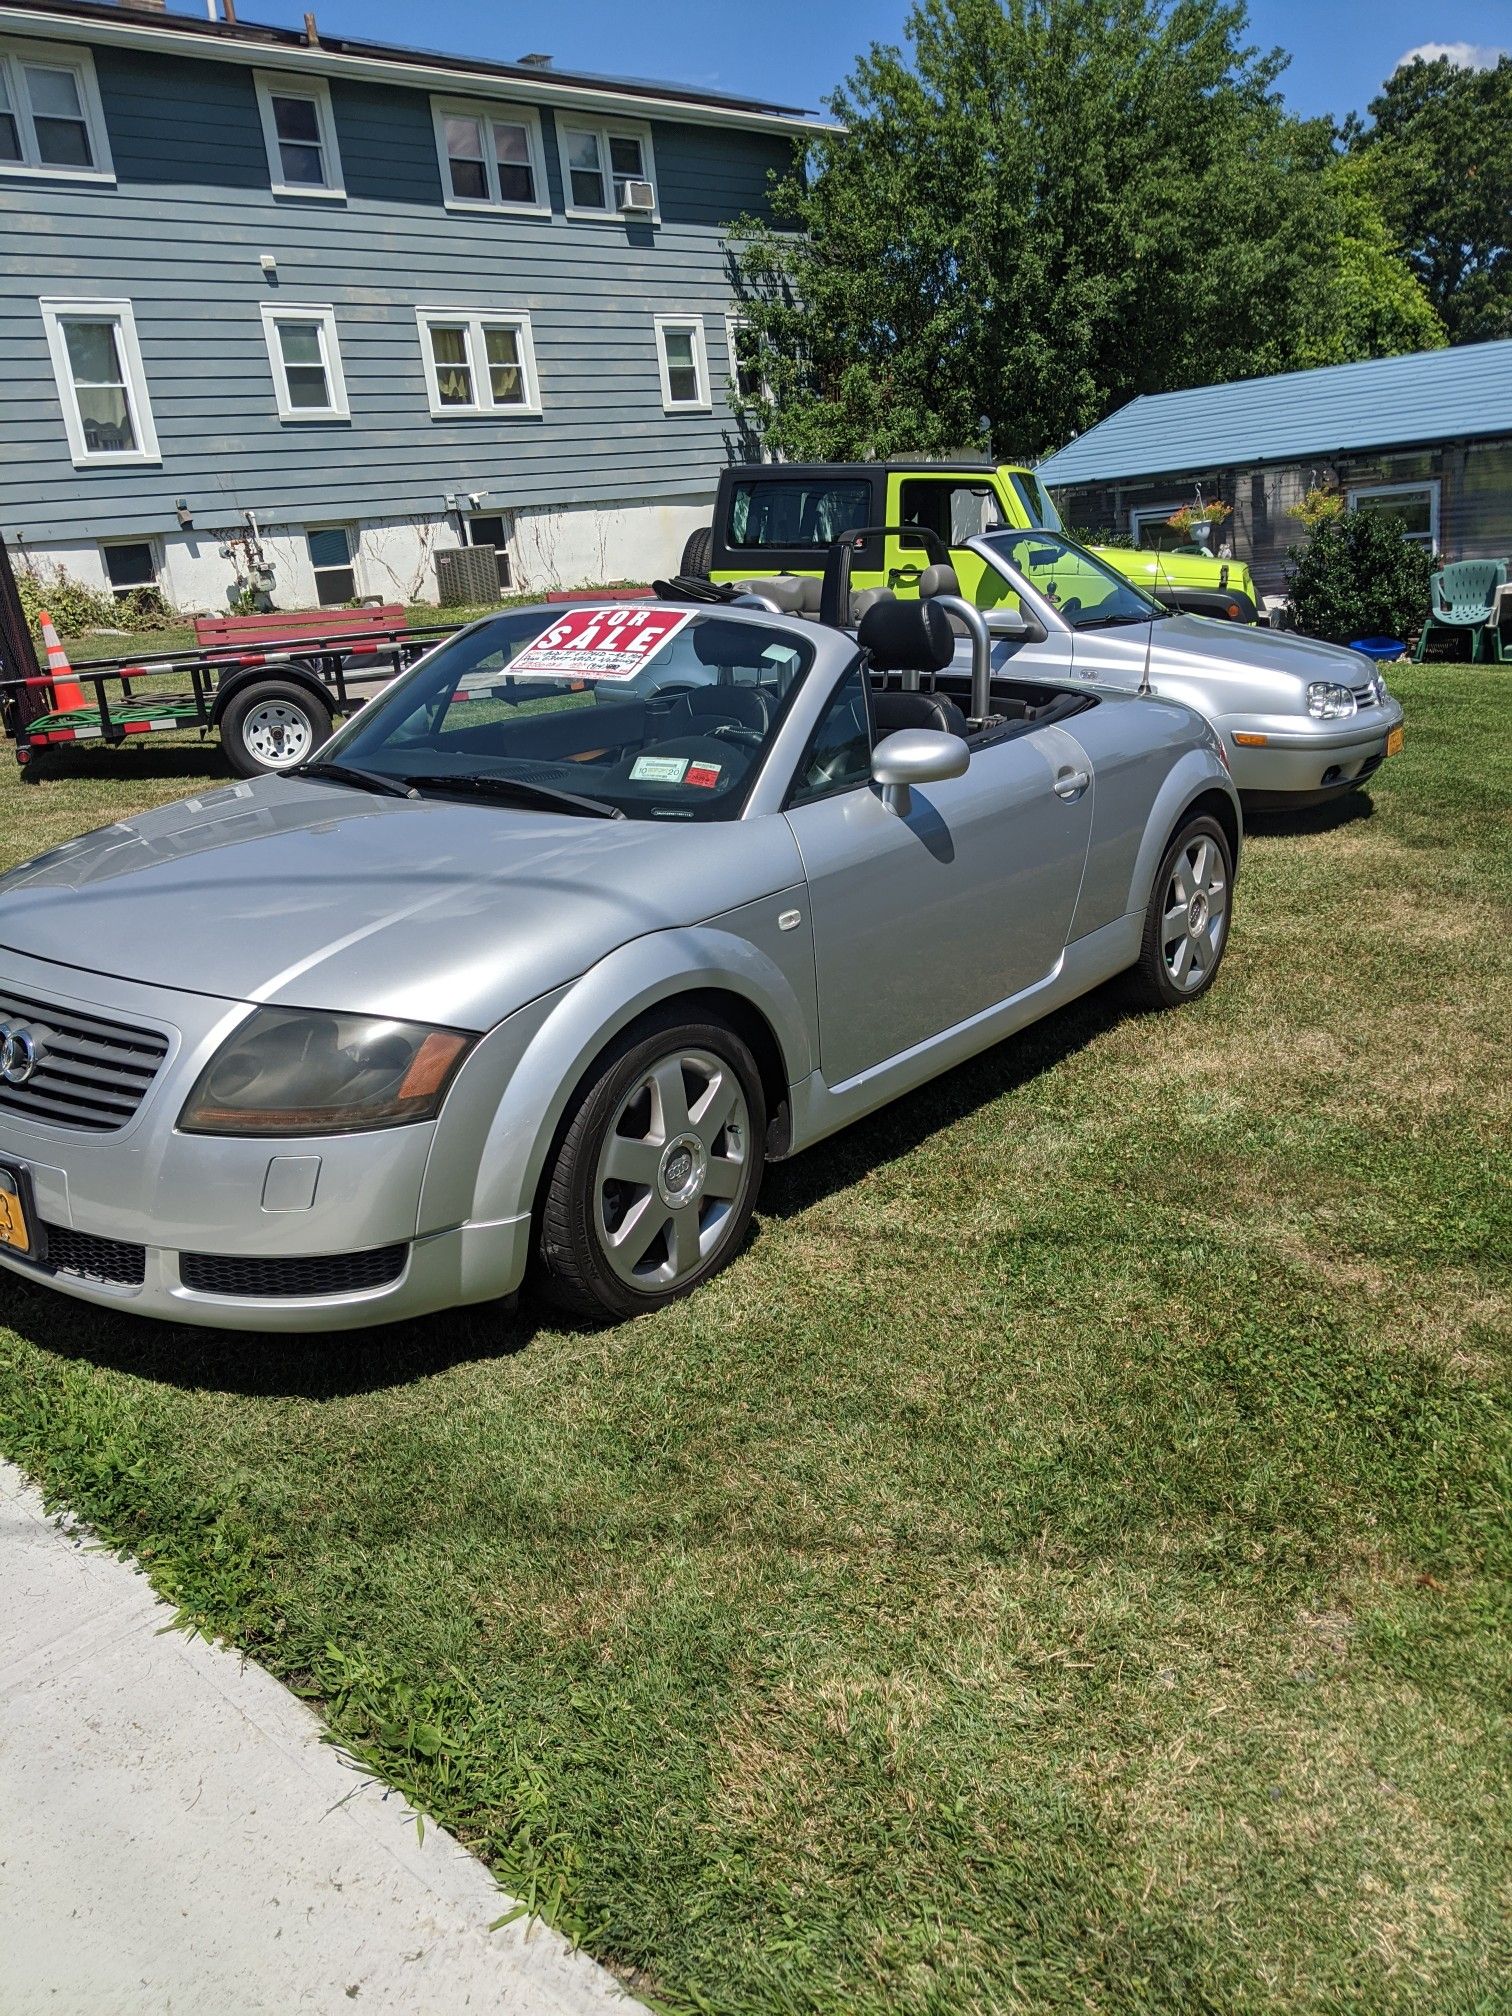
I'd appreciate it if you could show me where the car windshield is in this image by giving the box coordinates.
[1004,470,1066,534]
[315,605,814,822]
[975,529,1163,629]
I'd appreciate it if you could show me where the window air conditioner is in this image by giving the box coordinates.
[619,179,656,213]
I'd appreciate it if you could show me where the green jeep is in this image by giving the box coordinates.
[680,462,1258,622]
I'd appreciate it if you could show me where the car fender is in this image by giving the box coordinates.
[420,917,814,1235]
[1124,749,1241,920]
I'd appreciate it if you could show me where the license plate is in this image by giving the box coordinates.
[1386,725,1404,758]
[0,1162,34,1257]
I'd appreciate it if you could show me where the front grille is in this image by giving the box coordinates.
[178,1244,407,1299]
[0,986,169,1133]
[41,1220,147,1286]
[1351,678,1382,707]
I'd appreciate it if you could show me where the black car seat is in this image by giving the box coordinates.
[872,689,968,737]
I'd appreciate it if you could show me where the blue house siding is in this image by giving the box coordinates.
[0,28,799,581]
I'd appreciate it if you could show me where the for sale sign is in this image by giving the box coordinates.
[510,605,696,681]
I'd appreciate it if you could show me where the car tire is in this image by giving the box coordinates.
[1125,813,1233,1011]
[220,679,333,778]
[679,526,714,579]
[538,1010,767,1322]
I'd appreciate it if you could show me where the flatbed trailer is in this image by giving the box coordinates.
[1,619,457,778]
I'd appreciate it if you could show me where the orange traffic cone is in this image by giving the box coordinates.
[37,610,85,713]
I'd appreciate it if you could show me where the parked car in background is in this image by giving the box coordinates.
[0,591,1236,1331]
[729,527,1403,807]
[681,460,1260,622]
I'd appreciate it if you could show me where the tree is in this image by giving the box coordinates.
[1292,157,1445,367]
[1349,55,1512,344]
[731,0,1443,463]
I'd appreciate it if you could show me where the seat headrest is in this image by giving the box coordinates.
[856,598,956,674]
[849,586,897,622]
[735,574,815,614]
[919,563,960,600]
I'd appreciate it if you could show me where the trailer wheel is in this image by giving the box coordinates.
[221,679,333,778]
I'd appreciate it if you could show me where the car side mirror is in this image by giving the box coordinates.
[870,728,969,817]
[987,606,1046,644]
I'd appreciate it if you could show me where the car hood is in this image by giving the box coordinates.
[1151,616,1370,687]
[0,777,802,1027]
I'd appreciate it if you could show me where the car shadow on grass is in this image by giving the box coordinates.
[24,745,232,786]
[1241,791,1375,839]
[9,981,1132,1400]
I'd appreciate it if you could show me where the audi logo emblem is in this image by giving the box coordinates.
[0,1023,41,1086]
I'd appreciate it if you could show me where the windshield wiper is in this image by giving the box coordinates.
[1075,614,1154,630]
[401,772,624,820]
[294,759,416,799]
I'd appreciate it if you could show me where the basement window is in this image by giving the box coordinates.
[307,526,357,606]
[101,540,158,601]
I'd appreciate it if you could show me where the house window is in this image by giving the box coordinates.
[432,99,546,212]
[1347,481,1440,550]
[260,304,349,421]
[654,316,710,412]
[415,309,541,417]
[0,39,112,179]
[40,298,159,466]
[725,317,768,404]
[101,539,158,601]
[1130,503,1200,552]
[466,513,512,592]
[307,526,356,606]
[254,73,344,196]
[557,117,656,217]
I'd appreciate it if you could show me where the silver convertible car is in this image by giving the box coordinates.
[0,591,1238,1328]
[738,527,1406,808]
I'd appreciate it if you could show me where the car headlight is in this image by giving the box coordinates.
[179,1007,473,1135]
[1307,681,1357,720]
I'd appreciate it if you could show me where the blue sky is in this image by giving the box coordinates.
[237,0,1512,122]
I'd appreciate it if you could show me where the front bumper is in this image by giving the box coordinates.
[0,950,530,1332]
[1219,695,1405,798]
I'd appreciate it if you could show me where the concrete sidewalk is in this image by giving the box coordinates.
[0,1459,644,2015]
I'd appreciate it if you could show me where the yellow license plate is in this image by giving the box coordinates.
[0,1166,33,1255]
[1386,725,1404,758]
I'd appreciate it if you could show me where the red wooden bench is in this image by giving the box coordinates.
[193,604,408,655]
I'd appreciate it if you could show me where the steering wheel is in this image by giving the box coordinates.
[1059,597,1083,620]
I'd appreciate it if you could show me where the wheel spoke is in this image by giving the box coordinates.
[1191,837,1211,888]
[1170,936,1193,984]
[1170,863,1192,906]
[648,1058,690,1140]
[607,1191,666,1269]
[689,1069,739,1150]
[1163,903,1189,946]
[702,1154,744,1201]
[668,1204,703,1279]
[601,1133,662,1188]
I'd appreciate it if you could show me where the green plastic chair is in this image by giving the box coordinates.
[1416,559,1507,663]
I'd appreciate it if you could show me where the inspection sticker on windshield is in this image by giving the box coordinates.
[510,605,695,681]
[629,755,689,783]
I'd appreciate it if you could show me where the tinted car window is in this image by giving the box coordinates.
[899,480,1003,547]
[728,479,872,549]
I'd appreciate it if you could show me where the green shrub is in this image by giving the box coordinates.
[1284,511,1434,644]
[15,563,177,640]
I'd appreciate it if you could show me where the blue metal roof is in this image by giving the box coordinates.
[1035,339,1512,486]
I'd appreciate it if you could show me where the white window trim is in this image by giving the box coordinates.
[40,297,159,467]
[254,70,345,199]
[1128,502,1187,543]
[259,302,350,422]
[1347,479,1440,549]
[654,314,711,413]
[307,523,362,604]
[556,114,658,223]
[724,314,771,407]
[100,535,161,596]
[414,307,542,419]
[0,37,113,182]
[430,96,549,217]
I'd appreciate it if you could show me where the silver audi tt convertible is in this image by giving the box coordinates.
[0,590,1238,1329]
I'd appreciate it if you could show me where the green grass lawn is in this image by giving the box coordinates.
[0,667,1508,2015]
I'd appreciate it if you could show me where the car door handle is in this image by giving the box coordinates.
[1053,766,1090,800]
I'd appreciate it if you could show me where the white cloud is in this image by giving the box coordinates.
[1394,39,1508,71]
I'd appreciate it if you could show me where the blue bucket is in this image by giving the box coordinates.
[1349,636,1407,662]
